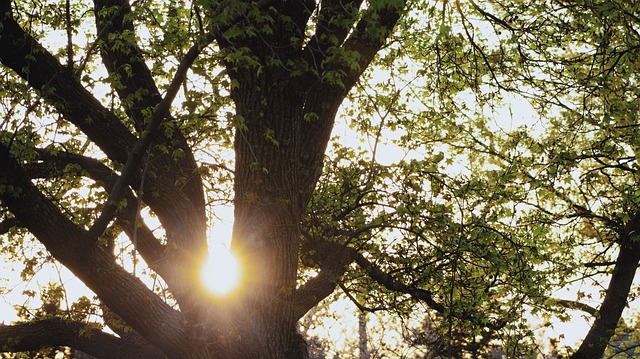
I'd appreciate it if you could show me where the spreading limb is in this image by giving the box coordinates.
[0,319,164,359]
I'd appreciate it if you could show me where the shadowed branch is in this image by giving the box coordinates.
[0,319,164,359]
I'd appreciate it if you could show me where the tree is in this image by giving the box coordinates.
[0,0,639,359]
[0,0,406,358]
[456,1,640,357]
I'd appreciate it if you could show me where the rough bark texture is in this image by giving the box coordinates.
[0,319,164,359]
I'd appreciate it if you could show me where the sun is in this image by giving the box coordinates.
[201,243,241,296]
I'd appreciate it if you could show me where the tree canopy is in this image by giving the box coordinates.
[0,0,639,358]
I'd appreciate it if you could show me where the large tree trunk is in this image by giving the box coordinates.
[225,69,328,357]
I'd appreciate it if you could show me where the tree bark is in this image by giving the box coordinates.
[0,319,164,359]
[571,213,640,359]
[216,1,406,357]
[0,144,193,358]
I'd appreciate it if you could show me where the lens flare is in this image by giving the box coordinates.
[201,244,240,295]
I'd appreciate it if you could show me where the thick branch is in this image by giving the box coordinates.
[93,0,163,131]
[0,9,135,165]
[26,151,166,270]
[294,239,446,319]
[100,303,149,346]
[1,6,211,322]
[571,211,640,359]
[294,241,354,320]
[0,217,18,235]
[351,247,446,313]
[92,0,207,217]
[336,1,406,93]
[88,0,280,259]
[293,1,407,198]
[84,28,211,243]
[0,319,164,359]
[0,4,205,258]
[0,144,188,358]
[304,0,365,65]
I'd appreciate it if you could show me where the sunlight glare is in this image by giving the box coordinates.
[201,243,240,295]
